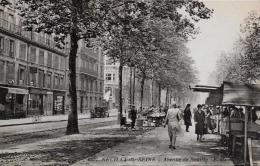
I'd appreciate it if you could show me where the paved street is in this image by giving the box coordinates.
[0,116,117,136]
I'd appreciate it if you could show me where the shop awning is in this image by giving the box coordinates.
[222,81,260,106]
[0,86,28,94]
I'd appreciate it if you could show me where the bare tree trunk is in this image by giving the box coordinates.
[165,87,169,107]
[140,71,146,110]
[129,67,132,106]
[132,67,136,105]
[119,63,123,126]
[158,83,161,106]
[66,28,79,135]
[151,79,154,106]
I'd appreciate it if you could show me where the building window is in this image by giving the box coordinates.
[100,82,102,92]
[19,43,26,60]
[9,39,14,57]
[38,69,45,88]
[6,62,14,83]
[95,97,97,107]
[8,14,14,32]
[0,61,4,82]
[29,67,37,86]
[60,75,64,89]
[0,36,4,53]
[81,77,84,90]
[39,50,45,65]
[47,52,52,67]
[30,47,36,63]
[105,73,112,80]
[54,74,59,89]
[95,81,98,92]
[54,55,59,69]
[89,97,92,108]
[47,72,52,88]
[18,65,26,85]
[85,79,88,91]
[100,66,103,77]
[86,96,88,107]
[113,74,116,80]
[60,56,65,70]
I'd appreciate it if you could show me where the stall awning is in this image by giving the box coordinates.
[191,85,220,92]
[222,81,260,106]
[0,86,28,94]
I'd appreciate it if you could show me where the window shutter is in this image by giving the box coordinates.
[12,40,16,57]
[4,38,9,55]
[3,12,8,29]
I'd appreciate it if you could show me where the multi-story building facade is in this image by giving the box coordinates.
[65,40,104,114]
[0,5,69,119]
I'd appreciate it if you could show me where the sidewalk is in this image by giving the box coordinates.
[0,109,119,127]
[0,114,91,127]
[73,124,235,166]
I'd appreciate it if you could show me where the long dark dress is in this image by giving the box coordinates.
[184,108,192,126]
[194,110,205,135]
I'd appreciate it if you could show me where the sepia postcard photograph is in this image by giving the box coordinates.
[0,0,259,165]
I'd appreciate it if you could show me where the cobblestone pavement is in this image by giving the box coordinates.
[73,124,235,166]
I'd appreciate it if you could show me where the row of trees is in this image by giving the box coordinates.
[211,11,260,85]
[3,0,212,134]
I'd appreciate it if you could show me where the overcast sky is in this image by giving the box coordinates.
[187,0,260,86]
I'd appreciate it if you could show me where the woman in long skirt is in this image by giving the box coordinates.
[164,103,183,149]
[184,104,192,132]
[194,104,206,141]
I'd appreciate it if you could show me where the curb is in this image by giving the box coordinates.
[0,117,90,128]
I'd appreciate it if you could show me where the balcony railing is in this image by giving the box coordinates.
[0,18,68,54]
[78,67,98,77]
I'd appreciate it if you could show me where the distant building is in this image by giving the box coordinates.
[104,55,159,110]
[104,55,129,109]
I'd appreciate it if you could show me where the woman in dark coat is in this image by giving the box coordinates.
[194,104,206,141]
[184,104,192,132]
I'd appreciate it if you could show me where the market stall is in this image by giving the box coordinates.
[147,111,166,127]
[222,82,260,165]
[138,107,165,127]
[191,82,260,165]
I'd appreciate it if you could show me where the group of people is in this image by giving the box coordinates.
[164,103,216,149]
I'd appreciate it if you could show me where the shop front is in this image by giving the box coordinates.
[53,91,65,115]
[0,86,28,119]
[28,88,47,116]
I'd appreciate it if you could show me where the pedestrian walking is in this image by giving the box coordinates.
[194,104,206,141]
[205,109,214,134]
[184,104,192,132]
[130,105,137,129]
[164,103,183,149]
